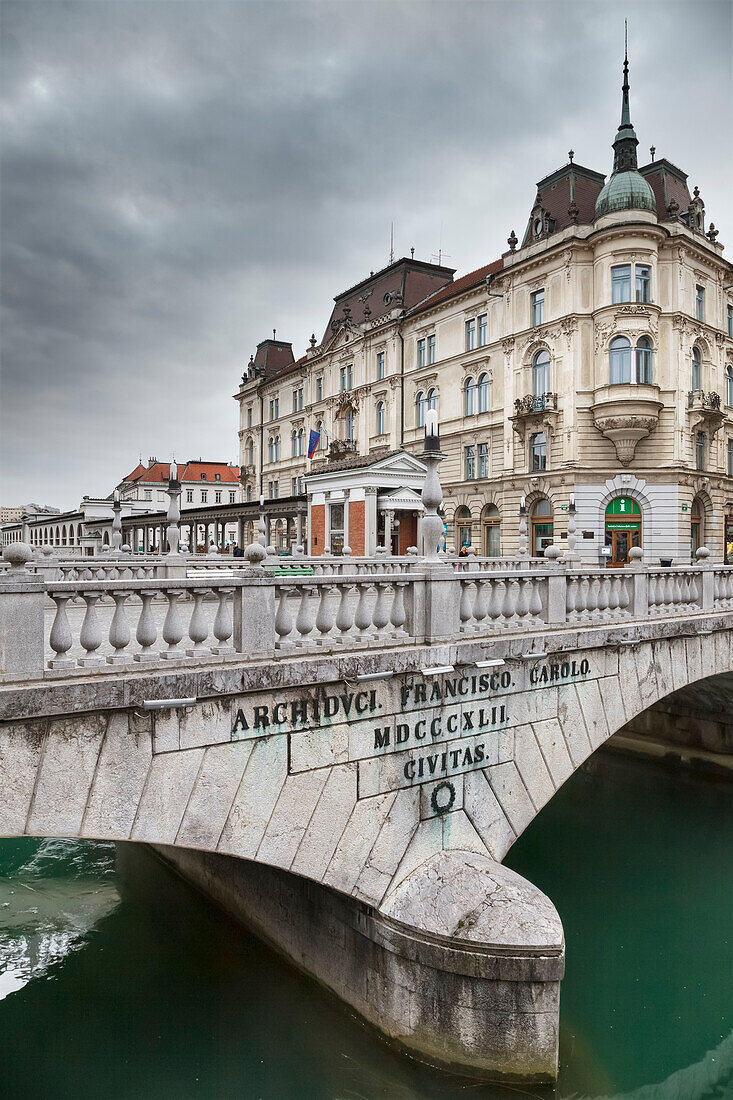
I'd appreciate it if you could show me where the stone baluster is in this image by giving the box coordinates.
[588,576,601,618]
[134,591,158,662]
[473,578,489,626]
[211,587,234,654]
[566,577,578,621]
[295,585,317,643]
[688,572,699,607]
[372,582,391,635]
[389,581,408,636]
[275,585,295,648]
[335,583,356,641]
[596,576,610,618]
[459,581,474,632]
[529,577,543,621]
[618,576,631,614]
[353,582,373,638]
[516,577,531,623]
[500,579,515,623]
[187,589,209,655]
[493,580,507,627]
[608,576,620,616]
[647,572,658,610]
[108,591,131,663]
[77,592,104,665]
[48,593,75,668]
[577,576,590,617]
[315,584,337,643]
[160,589,185,659]
[486,579,503,623]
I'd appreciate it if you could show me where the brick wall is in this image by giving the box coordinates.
[348,500,365,555]
[398,511,417,553]
[310,504,325,555]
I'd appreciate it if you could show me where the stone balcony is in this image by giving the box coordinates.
[240,465,256,480]
[687,391,724,435]
[510,393,558,442]
[591,383,663,466]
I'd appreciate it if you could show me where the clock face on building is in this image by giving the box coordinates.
[534,218,543,238]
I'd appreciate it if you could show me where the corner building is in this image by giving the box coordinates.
[236,56,733,564]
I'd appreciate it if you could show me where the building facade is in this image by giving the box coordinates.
[235,57,733,563]
[118,458,242,511]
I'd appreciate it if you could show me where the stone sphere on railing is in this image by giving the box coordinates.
[121,544,132,553]
[544,545,562,561]
[628,547,644,562]
[695,546,711,560]
[42,545,54,557]
[244,543,267,566]
[2,543,33,571]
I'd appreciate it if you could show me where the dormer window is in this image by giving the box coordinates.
[201,473,207,481]
[215,473,221,481]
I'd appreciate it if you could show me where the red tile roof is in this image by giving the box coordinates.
[408,258,504,316]
[123,461,239,485]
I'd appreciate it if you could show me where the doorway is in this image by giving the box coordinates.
[604,497,642,567]
[531,499,554,557]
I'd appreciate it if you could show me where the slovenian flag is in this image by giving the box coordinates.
[307,428,320,459]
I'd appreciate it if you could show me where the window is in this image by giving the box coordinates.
[291,430,298,457]
[531,498,554,556]
[229,492,235,504]
[478,372,490,413]
[477,313,488,347]
[186,490,193,503]
[728,438,733,476]
[478,442,489,478]
[482,503,500,556]
[635,336,653,384]
[298,477,304,494]
[696,431,706,470]
[376,352,385,380]
[531,289,544,327]
[612,264,632,303]
[455,506,472,551]
[533,349,551,395]
[292,390,298,413]
[635,265,651,303]
[728,305,733,338]
[417,338,426,368]
[416,391,426,428]
[427,388,437,413]
[346,408,354,442]
[201,490,208,503]
[609,336,632,385]
[268,437,275,463]
[376,401,385,436]
[340,366,346,391]
[292,477,298,495]
[464,377,476,416]
[530,432,547,471]
[427,334,436,364]
[215,473,221,481]
[201,472,207,481]
[144,489,152,500]
[692,346,702,391]
[340,365,353,391]
[316,377,323,401]
[726,366,733,407]
[464,445,476,480]
[696,285,705,322]
[247,486,253,502]
[247,439,254,465]
[315,420,324,449]
[247,408,253,429]
[215,490,222,503]
[465,318,476,351]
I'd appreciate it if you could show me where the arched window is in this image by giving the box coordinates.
[533,349,551,397]
[77,524,82,543]
[315,420,324,449]
[274,435,280,461]
[291,429,298,457]
[247,438,254,466]
[427,387,437,413]
[268,436,275,463]
[482,503,500,557]
[464,377,476,416]
[609,336,632,385]
[725,365,733,407]
[376,401,385,436]
[298,428,304,456]
[690,498,703,560]
[346,409,354,442]
[478,373,490,413]
[530,432,547,471]
[416,391,426,428]
[455,505,472,551]
[635,336,653,384]
[692,346,702,392]
[531,498,554,557]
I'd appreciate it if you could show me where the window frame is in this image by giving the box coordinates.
[726,365,733,408]
[530,432,547,472]
[611,264,632,304]
[692,347,702,392]
[477,313,487,347]
[609,336,632,385]
[477,442,489,478]
[696,285,705,323]
[376,352,385,380]
[533,349,551,396]
[531,289,545,327]
[465,318,476,351]
[376,400,385,436]
[695,430,706,471]
[635,265,651,303]
[464,377,476,416]
[635,336,653,384]
[416,391,426,428]
[417,338,426,368]
[478,372,490,413]
[464,444,476,480]
[427,334,436,364]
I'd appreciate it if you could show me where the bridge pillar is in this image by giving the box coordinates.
[0,547,44,679]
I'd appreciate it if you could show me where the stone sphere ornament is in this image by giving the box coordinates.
[544,545,562,562]
[695,546,711,560]
[628,546,644,562]
[2,543,33,570]
[244,543,267,566]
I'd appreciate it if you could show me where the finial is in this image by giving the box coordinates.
[507,229,518,252]
[706,223,719,242]
[410,247,415,258]
[650,145,656,161]
[568,149,574,163]
[309,333,316,348]
[568,200,579,225]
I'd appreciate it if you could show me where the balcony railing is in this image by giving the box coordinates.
[688,390,721,411]
[514,392,558,415]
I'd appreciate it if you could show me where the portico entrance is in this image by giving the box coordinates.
[604,497,641,567]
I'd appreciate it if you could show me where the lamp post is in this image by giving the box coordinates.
[421,409,444,560]
[564,492,580,563]
[258,494,267,548]
[518,495,528,557]
[166,461,181,556]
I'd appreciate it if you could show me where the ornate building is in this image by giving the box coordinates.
[235,53,733,563]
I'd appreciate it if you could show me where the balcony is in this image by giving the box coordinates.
[510,392,558,443]
[591,383,663,466]
[240,465,256,480]
[687,390,724,435]
[513,392,558,415]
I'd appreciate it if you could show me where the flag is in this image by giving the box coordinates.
[307,429,320,459]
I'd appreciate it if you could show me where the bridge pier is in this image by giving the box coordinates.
[150,844,564,1082]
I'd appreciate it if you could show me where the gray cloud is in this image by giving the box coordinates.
[2,0,731,508]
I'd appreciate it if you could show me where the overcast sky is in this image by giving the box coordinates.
[2,0,731,510]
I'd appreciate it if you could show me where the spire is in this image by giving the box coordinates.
[612,21,639,172]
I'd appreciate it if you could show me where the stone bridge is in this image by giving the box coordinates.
[1,544,732,1083]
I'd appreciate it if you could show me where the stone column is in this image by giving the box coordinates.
[384,509,394,555]
[296,512,303,547]
[237,517,245,548]
[343,489,351,554]
[364,487,378,556]
[324,493,332,552]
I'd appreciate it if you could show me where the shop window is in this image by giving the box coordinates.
[531,499,554,557]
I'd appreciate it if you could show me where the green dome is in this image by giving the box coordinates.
[595,170,656,219]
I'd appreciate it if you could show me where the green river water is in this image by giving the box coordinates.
[0,752,731,1100]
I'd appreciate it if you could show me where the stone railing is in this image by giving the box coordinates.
[687,389,721,410]
[1,544,732,682]
[513,392,558,415]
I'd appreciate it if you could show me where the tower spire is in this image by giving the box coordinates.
[612,21,638,172]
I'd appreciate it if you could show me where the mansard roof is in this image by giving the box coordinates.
[521,161,606,245]
[252,339,295,379]
[638,158,691,219]
[409,258,504,316]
